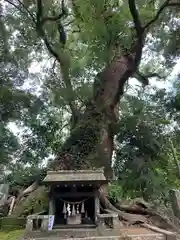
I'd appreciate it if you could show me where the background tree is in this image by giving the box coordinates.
[114,87,180,202]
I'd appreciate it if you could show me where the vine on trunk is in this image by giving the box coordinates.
[51,101,104,170]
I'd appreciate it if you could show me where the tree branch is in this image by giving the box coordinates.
[143,0,180,30]
[64,20,74,27]
[4,0,22,12]
[36,0,67,62]
[4,0,36,25]
[134,70,164,85]
[71,0,84,21]
[137,70,163,79]
[41,14,64,25]
[128,0,143,36]
[36,0,79,120]
[41,0,68,26]
[128,0,144,68]
[16,0,36,23]
[36,0,65,69]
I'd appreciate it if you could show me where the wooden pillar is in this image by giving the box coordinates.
[49,196,55,215]
[94,192,100,223]
[49,187,55,215]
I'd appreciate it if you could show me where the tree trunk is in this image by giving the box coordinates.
[169,140,180,179]
[52,53,136,179]
[169,189,180,220]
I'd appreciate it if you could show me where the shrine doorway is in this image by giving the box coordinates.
[54,196,95,226]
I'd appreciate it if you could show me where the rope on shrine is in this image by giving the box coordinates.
[59,196,93,216]
[58,196,92,205]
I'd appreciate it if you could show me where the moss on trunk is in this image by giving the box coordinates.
[51,102,104,170]
[12,186,48,217]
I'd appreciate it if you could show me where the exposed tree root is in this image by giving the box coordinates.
[99,190,148,224]
[146,212,180,233]
[98,187,180,233]
[114,200,180,233]
[114,200,151,215]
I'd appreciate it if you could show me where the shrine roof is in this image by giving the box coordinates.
[43,169,108,184]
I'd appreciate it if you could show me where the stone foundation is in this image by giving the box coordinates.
[21,225,177,240]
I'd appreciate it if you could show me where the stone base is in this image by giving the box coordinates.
[25,215,50,232]
[41,217,49,231]
[21,225,176,240]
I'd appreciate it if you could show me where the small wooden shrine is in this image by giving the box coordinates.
[43,169,108,228]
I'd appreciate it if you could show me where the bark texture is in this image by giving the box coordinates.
[51,53,137,179]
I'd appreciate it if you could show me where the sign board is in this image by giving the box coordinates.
[48,215,55,231]
[0,184,9,206]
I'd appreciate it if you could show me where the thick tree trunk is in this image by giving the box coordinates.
[52,53,136,179]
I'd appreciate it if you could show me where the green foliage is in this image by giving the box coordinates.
[108,182,123,202]
[6,166,47,187]
[60,109,102,169]
[173,79,180,112]
[0,230,23,240]
[0,124,19,166]
[114,88,180,201]
[0,217,26,231]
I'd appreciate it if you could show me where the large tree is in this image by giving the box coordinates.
[1,0,180,223]
[114,88,180,201]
